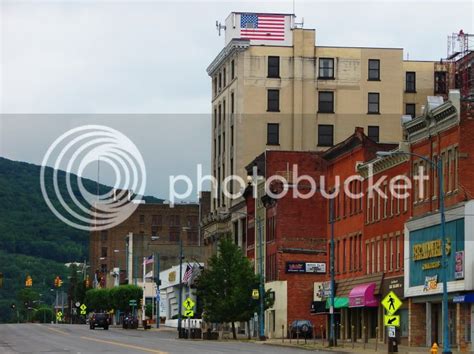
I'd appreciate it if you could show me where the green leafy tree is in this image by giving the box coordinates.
[196,236,269,339]
[84,288,112,312]
[109,285,142,312]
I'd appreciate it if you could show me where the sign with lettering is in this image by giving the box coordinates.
[455,251,464,280]
[286,262,326,274]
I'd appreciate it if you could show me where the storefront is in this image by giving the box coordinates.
[405,201,474,348]
[329,274,384,341]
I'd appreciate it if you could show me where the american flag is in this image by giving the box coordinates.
[240,13,286,41]
[182,264,193,283]
[144,255,154,265]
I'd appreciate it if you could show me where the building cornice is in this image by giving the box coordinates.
[404,101,458,144]
[358,143,410,178]
[206,39,250,76]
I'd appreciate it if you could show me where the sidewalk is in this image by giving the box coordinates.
[261,338,468,354]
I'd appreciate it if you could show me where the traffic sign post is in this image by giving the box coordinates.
[252,289,259,300]
[382,291,403,353]
[79,304,87,316]
[56,311,63,322]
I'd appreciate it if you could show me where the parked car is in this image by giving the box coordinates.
[89,313,109,330]
[289,320,313,338]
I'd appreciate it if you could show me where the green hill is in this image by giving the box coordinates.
[0,156,162,322]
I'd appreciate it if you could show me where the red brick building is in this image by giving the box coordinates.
[244,151,329,339]
[404,91,474,349]
[322,129,410,343]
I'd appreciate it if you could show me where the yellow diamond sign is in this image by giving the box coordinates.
[183,297,195,310]
[381,291,402,315]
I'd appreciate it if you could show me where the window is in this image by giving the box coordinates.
[405,103,416,118]
[218,72,222,90]
[368,59,380,80]
[405,72,416,92]
[267,123,280,145]
[366,243,370,274]
[368,126,379,142]
[318,124,334,146]
[435,71,447,94]
[139,214,145,224]
[170,229,180,242]
[268,56,280,78]
[231,92,234,114]
[319,58,334,79]
[101,247,107,258]
[368,93,380,114]
[231,60,235,80]
[318,91,334,113]
[223,67,227,87]
[213,77,217,96]
[100,230,108,242]
[169,215,181,226]
[267,89,280,112]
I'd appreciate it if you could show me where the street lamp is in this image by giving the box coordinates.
[376,150,451,354]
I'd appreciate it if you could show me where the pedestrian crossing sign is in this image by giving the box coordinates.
[56,311,63,321]
[381,291,402,315]
[183,297,195,310]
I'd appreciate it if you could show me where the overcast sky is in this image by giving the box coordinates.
[0,0,472,201]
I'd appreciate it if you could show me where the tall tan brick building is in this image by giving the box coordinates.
[203,12,448,249]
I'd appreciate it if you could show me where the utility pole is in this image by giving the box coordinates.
[329,197,335,346]
[177,239,183,337]
[257,217,265,340]
[439,158,451,354]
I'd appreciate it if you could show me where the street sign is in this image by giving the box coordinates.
[252,289,259,299]
[79,304,87,315]
[381,291,402,315]
[183,297,195,310]
[56,311,63,321]
[388,326,396,338]
[384,315,400,327]
[184,310,194,318]
[75,302,81,308]
[129,300,137,306]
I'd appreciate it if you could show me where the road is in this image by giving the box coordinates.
[0,323,319,354]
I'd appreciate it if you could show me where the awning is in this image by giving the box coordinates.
[349,283,379,308]
[326,297,349,309]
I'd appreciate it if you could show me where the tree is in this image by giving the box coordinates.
[84,288,112,312]
[109,285,142,312]
[196,237,269,339]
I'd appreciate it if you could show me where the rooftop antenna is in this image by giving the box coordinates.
[294,17,304,29]
[216,21,226,36]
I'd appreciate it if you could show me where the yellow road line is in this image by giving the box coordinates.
[80,336,168,354]
[42,325,70,336]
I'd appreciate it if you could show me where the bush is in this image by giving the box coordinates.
[33,307,53,323]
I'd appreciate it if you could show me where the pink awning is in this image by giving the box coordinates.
[349,282,379,308]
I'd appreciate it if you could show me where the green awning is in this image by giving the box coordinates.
[326,297,349,309]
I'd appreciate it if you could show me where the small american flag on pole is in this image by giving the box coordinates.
[144,255,154,265]
[240,13,286,41]
[182,264,193,283]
